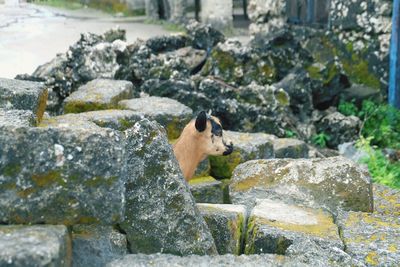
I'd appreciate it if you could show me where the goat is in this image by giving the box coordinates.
[173,111,233,181]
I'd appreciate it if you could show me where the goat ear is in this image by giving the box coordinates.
[195,111,207,132]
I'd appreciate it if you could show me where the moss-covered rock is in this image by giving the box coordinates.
[245,199,342,255]
[337,211,400,266]
[373,184,400,217]
[118,96,193,139]
[272,138,309,159]
[0,78,48,123]
[210,131,275,179]
[198,203,247,255]
[230,157,373,215]
[0,225,71,267]
[63,79,134,114]
[189,176,224,204]
[72,225,127,267]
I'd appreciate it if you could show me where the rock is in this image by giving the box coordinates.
[340,83,381,104]
[0,109,36,127]
[145,34,188,54]
[72,225,127,267]
[0,125,126,225]
[120,119,217,255]
[337,211,400,266]
[0,225,70,267]
[272,138,309,159]
[118,96,193,139]
[162,47,207,73]
[200,0,233,31]
[106,253,305,267]
[316,112,361,148]
[338,142,369,163]
[0,78,48,122]
[198,203,247,255]
[209,131,275,179]
[40,109,143,131]
[189,176,225,204]
[245,199,342,255]
[248,0,286,35]
[373,184,400,217]
[194,158,211,177]
[185,20,225,51]
[230,157,373,214]
[63,79,135,113]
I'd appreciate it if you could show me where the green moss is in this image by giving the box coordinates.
[84,176,119,187]
[275,90,289,106]
[64,101,107,114]
[31,170,65,187]
[365,251,379,266]
[118,118,135,130]
[306,65,323,80]
[36,89,48,124]
[17,187,36,198]
[210,151,242,179]
[3,164,22,177]
[189,176,217,185]
[165,118,183,140]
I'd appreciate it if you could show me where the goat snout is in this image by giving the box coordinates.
[223,142,233,156]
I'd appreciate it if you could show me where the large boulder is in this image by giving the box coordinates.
[119,96,193,139]
[189,176,225,204]
[272,138,309,159]
[245,199,342,255]
[0,225,70,267]
[198,203,247,255]
[71,225,127,267]
[63,79,135,113]
[120,119,217,255]
[337,211,400,266]
[209,131,275,179]
[0,78,48,122]
[230,157,373,214]
[0,109,36,127]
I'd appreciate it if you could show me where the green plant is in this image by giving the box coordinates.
[338,100,358,116]
[311,132,330,148]
[356,137,400,189]
[285,130,297,138]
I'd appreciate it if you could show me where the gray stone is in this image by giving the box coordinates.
[0,78,48,122]
[338,142,369,163]
[245,199,342,255]
[316,112,361,148]
[118,96,193,139]
[273,138,309,159]
[198,203,247,255]
[40,109,143,131]
[209,131,275,179]
[0,225,70,267]
[200,0,233,31]
[72,225,127,267]
[248,0,287,35]
[194,158,211,177]
[162,47,207,73]
[120,119,217,255]
[0,109,36,127]
[230,157,373,214]
[64,79,134,113]
[0,124,126,225]
[185,20,226,51]
[189,176,224,204]
[337,211,400,266]
[372,184,400,218]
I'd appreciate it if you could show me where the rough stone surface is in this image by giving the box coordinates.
[120,119,217,255]
[162,47,207,73]
[189,176,224,204]
[0,109,36,127]
[273,138,309,159]
[0,125,126,225]
[64,79,134,113]
[194,158,211,178]
[0,78,48,122]
[185,20,225,51]
[0,225,70,267]
[40,109,143,131]
[245,199,342,255]
[200,0,233,31]
[118,96,193,139]
[198,203,247,255]
[373,184,400,217]
[72,225,127,267]
[338,211,400,266]
[230,157,373,214]
[209,131,275,179]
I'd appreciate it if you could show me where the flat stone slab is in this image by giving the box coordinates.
[0,125,126,225]
[72,225,127,267]
[40,109,143,131]
[189,176,225,204]
[210,131,275,179]
[373,184,400,217]
[338,211,400,266]
[272,138,309,159]
[0,225,70,267]
[198,203,247,255]
[64,79,134,113]
[0,78,48,122]
[0,109,36,127]
[230,157,373,214]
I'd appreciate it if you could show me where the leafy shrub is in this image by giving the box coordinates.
[311,132,330,148]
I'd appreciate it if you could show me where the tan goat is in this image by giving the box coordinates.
[173,111,233,181]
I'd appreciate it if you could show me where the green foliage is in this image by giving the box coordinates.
[356,137,400,189]
[338,100,358,116]
[311,132,330,148]
[285,130,297,138]
[29,0,83,10]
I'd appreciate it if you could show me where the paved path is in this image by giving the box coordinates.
[0,3,171,78]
